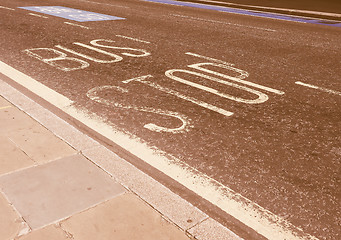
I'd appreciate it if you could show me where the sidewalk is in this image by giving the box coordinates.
[0,79,241,240]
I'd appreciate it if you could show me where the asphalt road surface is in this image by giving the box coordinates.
[1,0,340,239]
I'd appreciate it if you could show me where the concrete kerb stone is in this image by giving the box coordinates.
[0,79,242,240]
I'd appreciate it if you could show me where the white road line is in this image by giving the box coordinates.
[0,5,15,11]
[77,0,130,9]
[0,61,318,240]
[116,35,151,44]
[64,22,90,29]
[0,61,73,108]
[28,13,48,18]
[295,81,341,96]
[172,14,276,32]
[185,52,234,66]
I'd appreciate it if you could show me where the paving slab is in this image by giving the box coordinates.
[0,154,125,230]
[61,193,191,240]
[8,124,76,163]
[82,145,209,230]
[0,193,27,240]
[0,136,34,175]
[0,106,35,135]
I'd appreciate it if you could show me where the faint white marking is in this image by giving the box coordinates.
[0,5,15,10]
[189,62,285,95]
[23,48,89,72]
[0,106,12,110]
[172,14,276,32]
[77,0,130,9]
[0,61,319,240]
[295,81,341,96]
[90,39,151,57]
[87,85,191,133]
[28,13,48,18]
[123,75,234,117]
[116,35,151,44]
[56,44,123,63]
[166,69,269,104]
[186,52,234,66]
[0,61,73,107]
[64,22,90,29]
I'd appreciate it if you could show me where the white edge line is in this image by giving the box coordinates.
[0,5,15,11]
[64,22,90,29]
[295,81,341,96]
[116,35,151,44]
[28,13,48,19]
[0,60,319,240]
[0,61,73,108]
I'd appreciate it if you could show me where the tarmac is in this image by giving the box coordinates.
[0,76,241,239]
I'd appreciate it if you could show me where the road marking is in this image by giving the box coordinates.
[0,61,318,240]
[64,22,90,29]
[166,69,269,104]
[87,85,191,133]
[77,0,130,9]
[186,52,234,66]
[28,13,49,18]
[19,6,125,22]
[24,48,90,72]
[0,5,15,11]
[295,81,341,96]
[172,14,276,32]
[56,43,121,63]
[24,39,151,71]
[116,35,151,44]
[123,75,234,117]
[188,62,285,95]
[0,106,12,110]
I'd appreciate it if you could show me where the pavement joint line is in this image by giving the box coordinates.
[0,188,31,237]
[64,21,90,29]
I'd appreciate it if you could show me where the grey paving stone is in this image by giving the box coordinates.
[0,154,125,230]
[82,145,208,231]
